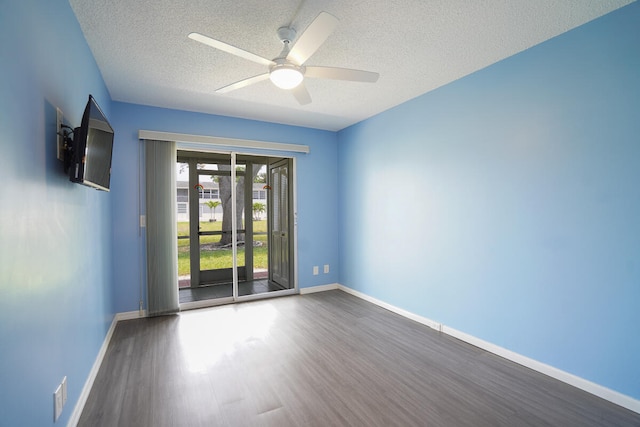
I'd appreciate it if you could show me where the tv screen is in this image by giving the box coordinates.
[69,95,114,191]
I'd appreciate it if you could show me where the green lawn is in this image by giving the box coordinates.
[177,220,268,276]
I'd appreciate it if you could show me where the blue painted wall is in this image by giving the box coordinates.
[338,3,640,399]
[109,102,339,313]
[0,1,115,426]
[2,1,637,424]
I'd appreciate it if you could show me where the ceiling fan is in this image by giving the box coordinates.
[188,12,379,105]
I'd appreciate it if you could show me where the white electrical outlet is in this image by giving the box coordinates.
[324,264,330,274]
[140,215,146,228]
[53,383,63,422]
[53,376,67,422]
[56,108,65,161]
[313,266,319,275]
[61,376,67,406]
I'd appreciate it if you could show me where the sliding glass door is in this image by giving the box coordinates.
[197,158,244,290]
[176,152,295,306]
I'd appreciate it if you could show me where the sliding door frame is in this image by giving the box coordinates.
[177,147,299,310]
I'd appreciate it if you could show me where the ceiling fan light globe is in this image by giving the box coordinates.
[270,67,304,90]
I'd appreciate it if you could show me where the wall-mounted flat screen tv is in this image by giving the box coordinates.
[69,95,114,191]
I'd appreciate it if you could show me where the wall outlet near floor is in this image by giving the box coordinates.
[323,264,330,274]
[53,383,63,422]
[61,376,67,406]
[53,376,67,422]
[313,266,319,275]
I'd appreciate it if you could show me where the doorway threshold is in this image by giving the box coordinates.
[179,280,294,311]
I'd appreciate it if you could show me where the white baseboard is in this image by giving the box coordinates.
[299,283,339,294]
[115,309,147,321]
[441,325,640,414]
[67,316,117,427]
[66,309,147,427]
[335,284,640,415]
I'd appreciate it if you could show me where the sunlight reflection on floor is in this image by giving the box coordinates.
[177,303,278,373]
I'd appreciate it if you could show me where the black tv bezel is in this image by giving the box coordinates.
[68,95,114,192]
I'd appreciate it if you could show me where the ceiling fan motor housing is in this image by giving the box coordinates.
[277,27,297,45]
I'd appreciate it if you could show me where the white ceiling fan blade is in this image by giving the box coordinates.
[291,83,312,105]
[305,66,379,83]
[287,12,338,66]
[188,32,275,67]
[216,73,270,94]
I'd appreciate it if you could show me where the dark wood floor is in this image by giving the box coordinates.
[78,290,640,427]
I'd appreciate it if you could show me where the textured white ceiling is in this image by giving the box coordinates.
[68,0,633,131]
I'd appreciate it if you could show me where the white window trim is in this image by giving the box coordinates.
[139,130,310,154]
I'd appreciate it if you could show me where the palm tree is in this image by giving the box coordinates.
[252,202,266,221]
[206,200,221,221]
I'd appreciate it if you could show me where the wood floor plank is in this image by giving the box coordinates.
[78,290,640,426]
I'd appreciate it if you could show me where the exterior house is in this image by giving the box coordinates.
[176,181,268,222]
